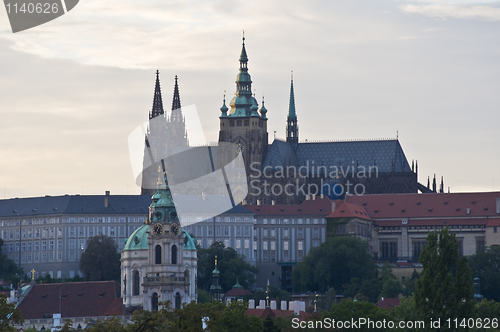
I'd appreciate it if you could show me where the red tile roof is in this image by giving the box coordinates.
[245,197,334,216]
[225,287,252,297]
[326,202,372,221]
[346,192,500,219]
[246,307,297,319]
[376,297,400,310]
[18,281,122,319]
[486,219,500,227]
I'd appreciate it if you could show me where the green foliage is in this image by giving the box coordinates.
[215,301,263,332]
[79,235,121,281]
[197,241,258,292]
[414,228,476,331]
[0,239,21,283]
[263,314,279,332]
[0,294,24,332]
[391,296,419,332]
[469,244,500,301]
[197,288,211,303]
[292,236,377,294]
[342,276,382,303]
[379,263,402,299]
[323,299,396,332]
[401,269,420,297]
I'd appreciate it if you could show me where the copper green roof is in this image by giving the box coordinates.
[122,225,197,251]
[123,224,149,251]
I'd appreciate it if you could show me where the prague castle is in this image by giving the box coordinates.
[140,36,438,205]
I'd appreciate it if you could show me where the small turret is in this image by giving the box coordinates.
[220,93,228,117]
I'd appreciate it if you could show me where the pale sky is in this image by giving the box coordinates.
[0,0,499,198]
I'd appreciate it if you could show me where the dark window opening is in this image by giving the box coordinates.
[171,245,178,264]
[133,270,140,296]
[155,245,161,264]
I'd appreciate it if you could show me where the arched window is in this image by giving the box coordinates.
[175,292,181,309]
[155,245,162,265]
[152,292,158,311]
[171,245,177,265]
[132,270,140,296]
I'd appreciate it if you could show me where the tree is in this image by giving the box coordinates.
[0,239,22,286]
[293,236,378,294]
[401,269,419,297]
[79,235,121,281]
[414,228,475,331]
[379,263,402,299]
[469,245,500,301]
[0,295,23,332]
[197,241,258,293]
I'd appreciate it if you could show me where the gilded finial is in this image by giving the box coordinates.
[242,30,245,43]
[31,268,36,280]
[224,90,226,100]
[291,70,293,81]
[215,255,218,266]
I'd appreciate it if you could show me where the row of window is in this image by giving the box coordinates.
[261,227,321,239]
[261,218,324,225]
[186,225,253,237]
[0,216,144,227]
[2,239,86,253]
[1,226,136,241]
[378,238,485,259]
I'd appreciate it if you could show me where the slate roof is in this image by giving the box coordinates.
[263,139,411,174]
[17,281,122,319]
[0,195,151,218]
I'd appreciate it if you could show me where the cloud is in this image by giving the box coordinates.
[401,4,500,21]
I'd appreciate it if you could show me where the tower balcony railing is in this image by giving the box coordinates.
[144,272,189,285]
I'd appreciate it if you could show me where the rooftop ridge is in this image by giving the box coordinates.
[299,137,398,143]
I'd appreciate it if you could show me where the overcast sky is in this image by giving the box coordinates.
[0,0,499,198]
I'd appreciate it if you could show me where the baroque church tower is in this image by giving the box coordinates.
[218,36,268,179]
[122,170,197,311]
[141,72,188,195]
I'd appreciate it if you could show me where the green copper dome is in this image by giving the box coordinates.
[123,224,149,251]
[122,225,197,251]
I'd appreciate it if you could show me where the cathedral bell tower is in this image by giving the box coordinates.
[218,35,269,180]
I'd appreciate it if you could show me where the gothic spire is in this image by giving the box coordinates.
[171,75,181,112]
[150,70,164,120]
[286,71,299,149]
[288,71,296,119]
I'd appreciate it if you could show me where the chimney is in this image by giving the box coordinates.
[312,195,316,201]
[104,191,110,208]
[272,200,275,205]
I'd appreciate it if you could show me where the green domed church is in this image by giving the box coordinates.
[121,171,197,310]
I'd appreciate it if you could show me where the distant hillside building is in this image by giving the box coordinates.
[327,192,500,263]
[0,193,149,279]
